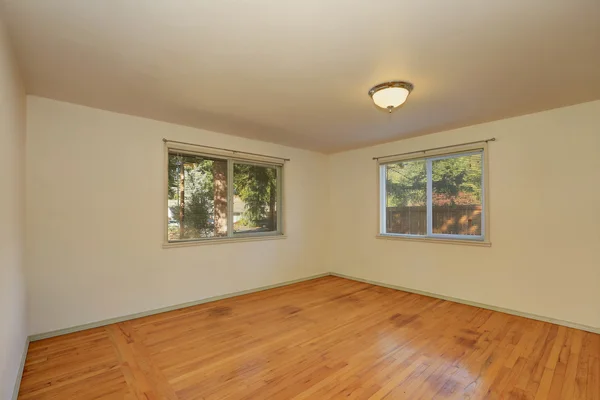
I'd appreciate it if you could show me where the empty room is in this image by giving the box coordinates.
[1,1,599,399]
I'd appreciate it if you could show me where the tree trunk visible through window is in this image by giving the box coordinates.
[268,182,276,231]
[213,161,228,236]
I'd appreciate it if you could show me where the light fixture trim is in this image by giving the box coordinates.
[368,81,414,112]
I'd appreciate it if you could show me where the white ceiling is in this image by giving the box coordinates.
[2,1,600,153]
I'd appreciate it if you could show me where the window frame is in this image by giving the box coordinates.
[377,143,490,246]
[163,142,285,248]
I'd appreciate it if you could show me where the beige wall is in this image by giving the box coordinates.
[0,15,27,400]
[329,101,600,329]
[25,96,330,335]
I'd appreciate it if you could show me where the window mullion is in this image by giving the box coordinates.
[227,159,234,237]
[426,159,433,236]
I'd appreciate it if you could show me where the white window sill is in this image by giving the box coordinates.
[376,234,491,247]
[163,234,287,248]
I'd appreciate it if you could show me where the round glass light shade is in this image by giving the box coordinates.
[372,87,410,109]
[368,81,414,112]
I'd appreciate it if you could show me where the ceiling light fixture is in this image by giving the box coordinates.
[368,81,414,113]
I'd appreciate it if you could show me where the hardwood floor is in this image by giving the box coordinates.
[19,276,599,399]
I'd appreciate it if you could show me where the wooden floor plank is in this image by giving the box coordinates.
[18,276,599,399]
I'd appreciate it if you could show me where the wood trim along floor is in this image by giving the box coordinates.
[28,273,330,342]
[28,271,599,345]
[330,272,600,335]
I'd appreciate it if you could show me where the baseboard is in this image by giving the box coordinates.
[11,337,29,400]
[27,270,599,343]
[29,272,330,342]
[331,272,600,335]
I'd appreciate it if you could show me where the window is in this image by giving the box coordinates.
[166,147,282,244]
[379,147,487,242]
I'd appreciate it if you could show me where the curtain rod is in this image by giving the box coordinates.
[163,139,290,162]
[372,138,496,161]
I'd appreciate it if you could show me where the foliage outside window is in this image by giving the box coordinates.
[380,150,486,241]
[167,150,282,243]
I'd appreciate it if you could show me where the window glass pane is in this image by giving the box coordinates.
[432,153,483,236]
[385,160,427,235]
[233,163,278,234]
[167,153,228,241]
